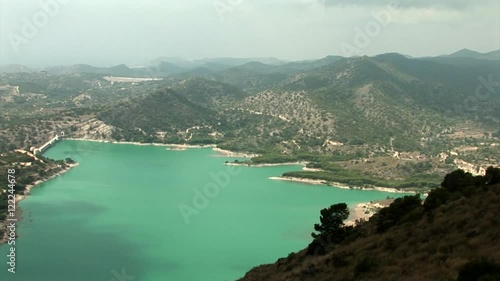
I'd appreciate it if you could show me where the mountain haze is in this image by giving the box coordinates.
[1,50,499,191]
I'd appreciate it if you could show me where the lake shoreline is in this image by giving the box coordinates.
[268,176,326,185]
[225,161,308,167]
[59,140,415,194]
[212,148,259,158]
[0,163,79,245]
[16,163,80,203]
[63,138,260,158]
[268,176,416,194]
[16,138,410,244]
[51,138,412,194]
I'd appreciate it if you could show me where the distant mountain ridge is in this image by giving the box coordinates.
[443,48,500,60]
[98,52,499,155]
[2,48,499,193]
[149,56,288,68]
[2,49,497,77]
[0,64,35,73]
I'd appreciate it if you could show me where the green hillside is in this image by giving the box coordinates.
[1,53,499,190]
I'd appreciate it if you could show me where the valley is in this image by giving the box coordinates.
[1,51,498,193]
[2,0,500,279]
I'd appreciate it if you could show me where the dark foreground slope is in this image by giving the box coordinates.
[239,168,500,281]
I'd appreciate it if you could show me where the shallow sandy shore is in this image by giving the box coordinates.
[268,176,326,185]
[64,138,261,157]
[65,138,216,149]
[302,167,324,172]
[167,144,216,149]
[212,148,260,158]
[345,199,395,226]
[333,182,416,194]
[225,161,307,167]
[167,147,188,151]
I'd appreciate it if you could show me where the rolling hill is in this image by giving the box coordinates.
[98,53,499,152]
[1,51,498,189]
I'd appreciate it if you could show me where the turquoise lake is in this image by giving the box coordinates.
[0,140,404,281]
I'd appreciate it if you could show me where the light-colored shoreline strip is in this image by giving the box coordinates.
[268,176,326,185]
[268,176,415,194]
[64,138,216,148]
[225,162,307,167]
[63,138,260,157]
[62,139,416,195]
[345,200,394,226]
[212,148,260,158]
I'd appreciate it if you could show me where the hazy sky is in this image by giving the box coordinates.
[0,0,499,67]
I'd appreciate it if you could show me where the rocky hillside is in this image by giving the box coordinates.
[1,53,498,188]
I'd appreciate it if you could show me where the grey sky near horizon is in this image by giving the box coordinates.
[0,0,499,67]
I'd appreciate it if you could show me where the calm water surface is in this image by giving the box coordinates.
[0,141,404,281]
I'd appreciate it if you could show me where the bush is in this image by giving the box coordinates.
[486,166,500,185]
[376,194,423,232]
[354,257,377,277]
[424,188,455,211]
[441,170,475,192]
[306,234,329,256]
[424,168,500,212]
[329,251,350,267]
[456,260,500,281]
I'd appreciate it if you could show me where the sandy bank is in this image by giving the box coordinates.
[345,199,395,226]
[302,167,324,172]
[63,138,262,158]
[225,162,307,167]
[65,138,216,149]
[267,176,415,195]
[167,144,216,149]
[268,176,327,185]
[332,182,415,194]
[212,148,260,158]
